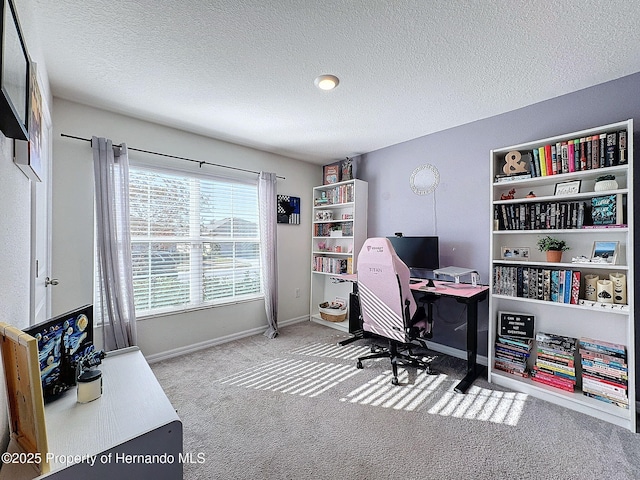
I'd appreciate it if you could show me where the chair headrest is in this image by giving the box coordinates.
[357,237,398,270]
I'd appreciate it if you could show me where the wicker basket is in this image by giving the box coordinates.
[318,306,347,322]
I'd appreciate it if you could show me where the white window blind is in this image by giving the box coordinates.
[128,166,262,316]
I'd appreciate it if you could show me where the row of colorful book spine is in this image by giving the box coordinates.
[532,130,627,177]
[493,266,580,304]
[494,194,625,231]
[495,130,628,182]
[312,256,351,274]
[314,183,354,206]
[495,200,585,231]
[313,222,353,237]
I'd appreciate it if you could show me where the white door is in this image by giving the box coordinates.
[31,94,53,325]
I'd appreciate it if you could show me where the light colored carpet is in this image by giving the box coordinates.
[150,321,640,480]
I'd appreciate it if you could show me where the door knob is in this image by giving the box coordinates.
[45,277,59,287]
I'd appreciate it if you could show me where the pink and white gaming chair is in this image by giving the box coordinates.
[355,237,434,384]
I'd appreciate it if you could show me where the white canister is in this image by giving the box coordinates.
[584,274,599,301]
[609,273,627,304]
[594,179,618,191]
[596,279,614,304]
[77,369,103,403]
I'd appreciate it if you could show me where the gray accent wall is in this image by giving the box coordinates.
[358,71,640,396]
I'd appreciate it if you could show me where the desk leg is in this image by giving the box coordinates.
[453,298,485,394]
[338,290,364,346]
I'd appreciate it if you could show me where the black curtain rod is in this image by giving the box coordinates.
[60,133,285,179]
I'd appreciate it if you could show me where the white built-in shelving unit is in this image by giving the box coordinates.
[488,120,635,432]
[309,179,367,332]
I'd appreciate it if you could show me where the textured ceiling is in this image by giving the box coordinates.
[26,0,640,164]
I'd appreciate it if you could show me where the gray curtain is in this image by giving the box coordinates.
[258,172,278,338]
[92,136,137,350]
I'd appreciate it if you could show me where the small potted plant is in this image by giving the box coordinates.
[537,236,569,262]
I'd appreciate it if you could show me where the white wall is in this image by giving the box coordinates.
[0,0,53,454]
[51,99,319,358]
[0,133,33,455]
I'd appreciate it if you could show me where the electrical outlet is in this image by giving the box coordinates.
[295,288,300,298]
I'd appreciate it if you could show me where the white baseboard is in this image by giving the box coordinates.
[145,315,309,364]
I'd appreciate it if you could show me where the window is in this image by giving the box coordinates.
[128,166,262,316]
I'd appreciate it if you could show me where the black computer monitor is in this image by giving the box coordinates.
[387,236,439,275]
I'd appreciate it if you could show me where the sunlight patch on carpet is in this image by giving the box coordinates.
[290,342,373,360]
[428,385,528,426]
[340,371,528,426]
[216,358,359,397]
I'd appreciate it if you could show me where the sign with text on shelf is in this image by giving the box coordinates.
[498,311,534,338]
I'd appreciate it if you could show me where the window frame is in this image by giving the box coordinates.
[127,161,263,319]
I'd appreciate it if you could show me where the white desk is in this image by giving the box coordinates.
[1,347,182,480]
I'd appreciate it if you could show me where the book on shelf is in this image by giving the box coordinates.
[493,193,629,231]
[315,183,355,205]
[536,332,577,353]
[598,133,606,168]
[578,337,628,408]
[323,162,341,185]
[493,266,583,305]
[511,129,628,178]
[531,148,540,177]
[591,194,626,226]
[618,130,628,164]
[494,334,532,377]
[531,332,577,392]
[313,256,349,274]
[494,200,587,231]
[606,132,618,167]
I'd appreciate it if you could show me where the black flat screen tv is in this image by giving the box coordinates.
[23,304,94,402]
[387,236,440,274]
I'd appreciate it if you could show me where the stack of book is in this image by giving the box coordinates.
[494,335,532,377]
[531,332,577,392]
[579,337,628,409]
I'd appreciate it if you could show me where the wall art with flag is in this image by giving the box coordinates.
[277,195,300,224]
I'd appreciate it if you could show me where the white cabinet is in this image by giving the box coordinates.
[310,179,367,332]
[488,120,635,431]
[1,347,182,479]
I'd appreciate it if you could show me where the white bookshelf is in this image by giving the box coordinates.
[309,179,367,332]
[488,120,635,432]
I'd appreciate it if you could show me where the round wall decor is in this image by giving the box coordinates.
[410,164,440,195]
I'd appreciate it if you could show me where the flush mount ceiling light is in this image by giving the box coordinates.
[314,74,339,90]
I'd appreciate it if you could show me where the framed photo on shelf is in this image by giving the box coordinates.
[591,240,618,264]
[322,161,341,185]
[554,180,581,196]
[0,0,30,141]
[501,246,530,261]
